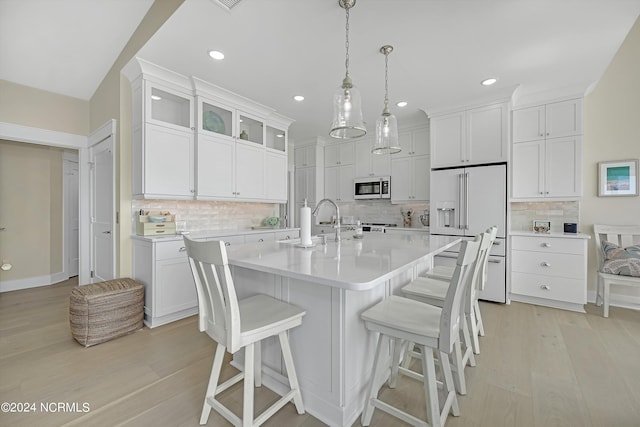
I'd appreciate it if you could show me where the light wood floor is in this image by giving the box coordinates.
[1,277,639,427]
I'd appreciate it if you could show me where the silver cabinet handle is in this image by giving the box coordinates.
[225,242,231,246]
[541,261,551,267]
[542,243,551,248]
[179,247,186,252]
[103,230,111,234]
[258,238,264,242]
[540,284,550,290]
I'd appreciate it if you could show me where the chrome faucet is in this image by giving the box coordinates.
[312,198,341,242]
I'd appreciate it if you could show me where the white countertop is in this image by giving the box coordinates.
[224,233,461,291]
[132,227,300,243]
[510,230,591,239]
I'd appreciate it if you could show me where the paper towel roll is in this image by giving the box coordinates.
[300,203,312,246]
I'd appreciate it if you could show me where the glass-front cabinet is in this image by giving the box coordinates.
[199,100,234,138]
[266,125,286,152]
[144,82,193,131]
[238,112,264,146]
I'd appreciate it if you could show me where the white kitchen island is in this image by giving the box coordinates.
[224,233,460,427]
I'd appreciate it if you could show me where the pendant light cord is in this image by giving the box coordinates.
[384,50,389,110]
[344,6,350,80]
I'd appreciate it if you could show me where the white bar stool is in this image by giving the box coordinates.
[422,226,497,354]
[184,237,306,427]
[360,239,481,427]
[401,231,489,395]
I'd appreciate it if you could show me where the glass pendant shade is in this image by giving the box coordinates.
[330,78,366,139]
[373,110,400,154]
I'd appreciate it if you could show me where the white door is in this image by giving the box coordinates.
[64,156,79,277]
[466,164,506,238]
[90,136,115,282]
[429,168,464,236]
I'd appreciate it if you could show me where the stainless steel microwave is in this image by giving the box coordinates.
[354,176,390,199]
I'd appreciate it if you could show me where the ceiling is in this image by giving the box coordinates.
[2,0,639,142]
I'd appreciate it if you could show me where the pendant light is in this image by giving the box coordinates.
[372,45,401,154]
[329,0,366,139]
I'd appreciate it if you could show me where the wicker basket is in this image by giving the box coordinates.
[69,278,144,347]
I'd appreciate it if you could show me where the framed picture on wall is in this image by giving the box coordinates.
[598,159,639,197]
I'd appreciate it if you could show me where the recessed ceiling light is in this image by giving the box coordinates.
[481,78,497,86]
[276,133,285,138]
[293,95,305,102]
[208,50,225,60]
[396,101,408,107]
[151,95,162,101]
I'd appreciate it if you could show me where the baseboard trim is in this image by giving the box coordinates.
[0,272,68,293]
[587,290,640,312]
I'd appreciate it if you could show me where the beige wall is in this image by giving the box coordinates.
[0,80,89,135]
[0,140,63,281]
[583,16,640,299]
[89,0,185,278]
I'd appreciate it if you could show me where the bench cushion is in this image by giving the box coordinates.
[69,278,144,347]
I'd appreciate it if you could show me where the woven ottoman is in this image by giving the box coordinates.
[69,278,144,347]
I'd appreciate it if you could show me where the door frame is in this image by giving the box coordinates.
[87,120,117,283]
[0,121,88,287]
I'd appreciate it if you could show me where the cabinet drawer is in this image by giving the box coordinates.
[245,232,275,244]
[511,272,585,304]
[155,239,188,260]
[208,235,246,247]
[511,250,584,279]
[275,230,299,241]
[511,236,585,255]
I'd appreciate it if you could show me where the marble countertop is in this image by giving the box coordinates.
[132,227,300,243]
[510,230,591,239]
[224,233,461,291]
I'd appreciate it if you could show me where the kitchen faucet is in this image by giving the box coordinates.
[312,198,341,242]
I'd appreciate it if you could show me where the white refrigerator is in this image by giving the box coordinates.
[429,163,507,303]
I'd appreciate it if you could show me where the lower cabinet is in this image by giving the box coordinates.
[510,233,589,312]
[132,229,300,327]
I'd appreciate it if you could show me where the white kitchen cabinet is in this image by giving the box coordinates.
[294,144,317,168]
[130,76,196,199]
[235,141,266,200]
[430,102,508,168]
[132,229,301,327]
[132,238,198,328]
[196,135,268,201]
[512,135,582,199]
[265,151,287,202]
[391,155,430,203]
[141,123,195,198]
[511,98,583,200]
[395,127,430,158]
[324,164,354,202]
[324,141,355,166]
[295,166,318,203]
[510,233,588,312]
[354,138,391,178]
[266,125,287,153]
[196,133,235,198]
[512,98,582,143]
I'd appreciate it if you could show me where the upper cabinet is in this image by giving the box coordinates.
[324,141,355,166]
[511,98,583,200]
[129,72,196,199]
[123,59,292,203]
[396,127,430,158]
[354,137,391,178]
[430,102,508,168]
[512,98,582,143]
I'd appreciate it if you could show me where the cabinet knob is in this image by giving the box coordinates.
[546,132,550,136]
[258,238,264,242]
[545,191,549,194]
[225,242,231,246]
[179,247,186,252]
[540,284,550,290]
[542,243,551,248]
[541,261,551,267]
[539,133,544,137]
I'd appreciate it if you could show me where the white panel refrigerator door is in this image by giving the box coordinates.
[466,164,507,238]
[429,168,465,236]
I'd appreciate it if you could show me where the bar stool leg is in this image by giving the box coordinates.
[361,334,388,426]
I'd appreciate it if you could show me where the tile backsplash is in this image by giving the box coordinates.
[322,200,430,227]
[132,200,279,232]
[510,201,579,232]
